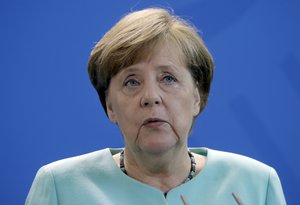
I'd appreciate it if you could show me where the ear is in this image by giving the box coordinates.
[106,92,117,124]
[192,86,201,117]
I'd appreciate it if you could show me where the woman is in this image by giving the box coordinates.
[26,8,286,205]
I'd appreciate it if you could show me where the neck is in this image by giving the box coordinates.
[123,146,191,193]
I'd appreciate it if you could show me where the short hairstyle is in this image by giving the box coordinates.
[88,8,214,115]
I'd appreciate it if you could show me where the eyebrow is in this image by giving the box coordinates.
[120,64,181,74]
[157,65,181,73]
[119,67,141,75]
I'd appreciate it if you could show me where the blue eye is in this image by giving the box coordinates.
[124,79,140,87]
[162,75,177,85]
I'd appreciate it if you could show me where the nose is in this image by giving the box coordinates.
[140,82,162,107]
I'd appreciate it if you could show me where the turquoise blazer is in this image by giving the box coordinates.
[26,148,286,204]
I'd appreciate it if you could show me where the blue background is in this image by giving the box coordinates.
[1,0,299,204]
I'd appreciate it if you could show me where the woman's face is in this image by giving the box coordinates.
[106,43,201,154]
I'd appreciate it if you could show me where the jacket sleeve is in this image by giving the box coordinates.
[25,166,58,205]
[265,167,286,205]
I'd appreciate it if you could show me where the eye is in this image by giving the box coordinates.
[124,78,140,87]
[162,75,177,85]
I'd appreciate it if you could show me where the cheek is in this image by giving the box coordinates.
[112,99,140,132]
[114,104,133,124]
[168,95,195,135]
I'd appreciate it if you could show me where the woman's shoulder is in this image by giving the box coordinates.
[191,147,274,177]
[210,148,271,170]
[190,148,285,204]
[38,148,114,176]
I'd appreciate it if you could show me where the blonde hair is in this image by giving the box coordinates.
[88,8,214,115]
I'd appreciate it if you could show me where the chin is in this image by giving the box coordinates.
[138,140,178,155]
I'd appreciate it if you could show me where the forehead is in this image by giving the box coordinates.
[145,40,185,62]
[123,47,186,77]
[121,41,187,73]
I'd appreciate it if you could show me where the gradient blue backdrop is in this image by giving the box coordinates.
[1,0,299,204]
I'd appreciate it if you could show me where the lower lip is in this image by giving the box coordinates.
[143,121,166,128]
